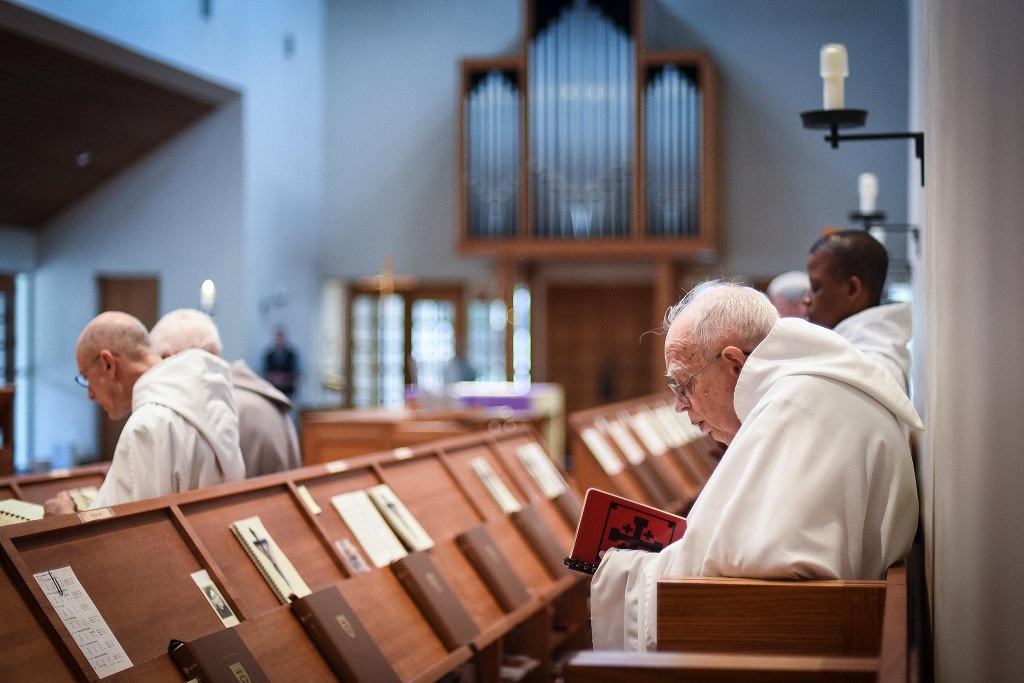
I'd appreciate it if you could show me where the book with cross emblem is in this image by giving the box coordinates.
[564,488,687,575]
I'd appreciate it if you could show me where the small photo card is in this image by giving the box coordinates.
[191,569,239,627]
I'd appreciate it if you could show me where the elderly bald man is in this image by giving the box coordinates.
[45,312,244,515]
[150,309,301,478]
[589,281,921,652]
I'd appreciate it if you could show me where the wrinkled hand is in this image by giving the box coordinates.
[43,491,76,517]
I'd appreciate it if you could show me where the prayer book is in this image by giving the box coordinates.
[456,525,532,612]
[391,550,479,650]
[510,506,571,579]
[229,515,311,604]
[168,627,270,683]
[0,499,44,526]
[291,585,400,683]
[68,485,99,511]
[330,490,408,568]
[469,456,522,513]
[366,484,434,552]
[515,442,568,499]
[563,488,686,575]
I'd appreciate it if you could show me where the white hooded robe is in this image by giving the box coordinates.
[590,318,921,651]
[832,302,912,394]
[90,349,245,508]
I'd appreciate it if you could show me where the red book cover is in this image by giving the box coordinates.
[564,488,687,574]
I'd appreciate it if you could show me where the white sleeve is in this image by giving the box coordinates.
[590,548,660,650]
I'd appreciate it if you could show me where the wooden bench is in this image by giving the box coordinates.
[568,393,716,514]
[565,565,908,682]
[0,462,109,503]
[300,406,547,466]
[0,426,585,682]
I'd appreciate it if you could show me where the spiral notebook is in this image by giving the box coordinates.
[563,488,686,575]
[0,499,44,526]
[230,515,311,603]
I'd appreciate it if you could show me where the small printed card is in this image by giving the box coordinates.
[191,569,239,627]
[469,456,522,513]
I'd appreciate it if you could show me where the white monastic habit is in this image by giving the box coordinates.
[590,317,921,651]
[90,349,245,509]
[231,359,301,477]
[832,302,912,394]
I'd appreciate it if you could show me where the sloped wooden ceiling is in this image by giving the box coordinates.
[0,3,238,228]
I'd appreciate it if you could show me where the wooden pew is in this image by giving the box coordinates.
[568,393,715,514]
[564,565,908,682]
[0,462,109,504]
[300,406,548,466]
[0,425,583,682]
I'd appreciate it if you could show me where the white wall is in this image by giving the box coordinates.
[13,0,327,461]
[923,0,1024,679]
[0,225,37,272]
[648,0,910,276]
[323,0,515,282]
[31,99,245,465]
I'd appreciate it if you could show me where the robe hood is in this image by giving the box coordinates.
[734,317,923,430]
[833,303,912,386]
[132,348,241,472]
[230,359,292,410]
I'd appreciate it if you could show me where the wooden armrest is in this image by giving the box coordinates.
[657,575,886,656]
[879,563,907,683]
[565,650,880,682]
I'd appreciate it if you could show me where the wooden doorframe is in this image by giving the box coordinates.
[96,275,159,460]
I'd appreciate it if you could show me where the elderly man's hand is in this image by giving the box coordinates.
[43,491,77,517]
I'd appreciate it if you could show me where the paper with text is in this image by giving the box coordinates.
[470,456,522,513]
[331,490,409,568]
[34,566,133,678]
[367,484,435,552]
[579,428,625,475]
[515,442,568,498]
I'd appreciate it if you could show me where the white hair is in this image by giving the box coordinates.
[150,308,222,357]
[767,270,810,301]
[664,280,778,356]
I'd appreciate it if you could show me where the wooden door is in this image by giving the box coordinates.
[97,276,159,459]
[546,284,656,415]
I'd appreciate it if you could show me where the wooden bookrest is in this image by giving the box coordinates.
[568,393,714,514]
[0,462,110,504]
[0,425,585,683]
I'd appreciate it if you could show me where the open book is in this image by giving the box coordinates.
[563,488,686,575]
[330,490,409,569]
[230,515,311,603]
[0,499,44,526]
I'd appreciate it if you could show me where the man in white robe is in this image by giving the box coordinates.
[44,312,244,513]
[804,230,911,393]
[590,282,921,652]
[150,309,301,477]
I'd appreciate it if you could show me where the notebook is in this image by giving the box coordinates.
[0,499,44,526]
[563,488,686,575]
[230,515,311,603]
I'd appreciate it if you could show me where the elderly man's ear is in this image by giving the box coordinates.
[721,346,748,377]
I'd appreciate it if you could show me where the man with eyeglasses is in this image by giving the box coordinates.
[44,311,244,515]
[590,281,921,652]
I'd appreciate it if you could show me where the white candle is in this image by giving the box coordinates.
[200,279,216,313]
[858,172,879,213]
[820,43,848,110]
[868,226,886,247]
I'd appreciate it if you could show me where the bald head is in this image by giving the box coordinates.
[150,309,223,358]
[75,312,161,420]
[77,312,152,361]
